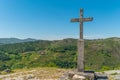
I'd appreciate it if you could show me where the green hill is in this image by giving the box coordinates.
[0,37,120,71]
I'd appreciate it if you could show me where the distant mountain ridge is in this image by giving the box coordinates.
[0,38,37,45]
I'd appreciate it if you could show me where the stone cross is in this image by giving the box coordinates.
[71,9,93,72]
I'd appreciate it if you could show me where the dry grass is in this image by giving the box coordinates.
[0,67,70,80]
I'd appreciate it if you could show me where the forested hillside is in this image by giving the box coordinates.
[0,37,120,72]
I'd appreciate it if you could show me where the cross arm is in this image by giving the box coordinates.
[83,17,93,22]
[71,17,93,22]
[71,18,80,22]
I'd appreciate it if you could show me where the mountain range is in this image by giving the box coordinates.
[0,38,37,45]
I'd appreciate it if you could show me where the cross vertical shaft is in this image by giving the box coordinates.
[71,8,93,72]
[80,9,83,39]
[78,9,84,72]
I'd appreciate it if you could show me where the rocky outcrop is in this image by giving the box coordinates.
[59,71,95,80]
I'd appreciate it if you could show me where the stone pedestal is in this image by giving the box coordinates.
[77,39,84,72]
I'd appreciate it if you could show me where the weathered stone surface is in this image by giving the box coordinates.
[26,74,34,79]
[4,69,11,73]
[59,72,69,80]
[59,71,95,80]
[72,74,86,80]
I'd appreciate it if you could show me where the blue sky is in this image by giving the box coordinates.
[0,0,120,40]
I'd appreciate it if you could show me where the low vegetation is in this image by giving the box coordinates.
[0,37,120,72]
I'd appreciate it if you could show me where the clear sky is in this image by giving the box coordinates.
[0,0,120,40]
